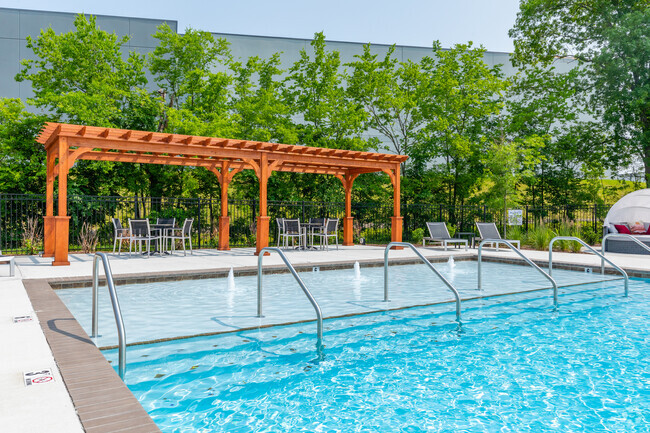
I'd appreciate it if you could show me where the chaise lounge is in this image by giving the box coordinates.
[422,222,468,251]
[474,222,520,250]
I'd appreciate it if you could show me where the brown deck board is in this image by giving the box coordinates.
[23,279,161,432]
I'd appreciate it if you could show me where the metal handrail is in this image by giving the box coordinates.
[384,242,462,322]
[550,236,628,297]
[602,233,650,274]
[478,239,559,308]
[257,247,323,354]
[92,252,127,379]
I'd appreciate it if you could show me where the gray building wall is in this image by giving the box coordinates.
[0,7,176,101]
[1,6,543,103]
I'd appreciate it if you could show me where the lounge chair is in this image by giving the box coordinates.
[423,222,468,251]
[474,222,520,251]
[0,251,15,277]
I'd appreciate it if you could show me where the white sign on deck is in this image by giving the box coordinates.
[13,315,33,323]
[24,369,55,386]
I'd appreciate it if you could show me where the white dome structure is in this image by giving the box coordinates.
[603,188,650,226]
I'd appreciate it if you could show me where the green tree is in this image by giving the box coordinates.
[16,14,164,197]
[0,99,47,194]
[281,32,376,201]
[347,44,424,170]
[16,14,158,130]
[416,42,508,208]
[284,32,371,151]
[510,0,650,185]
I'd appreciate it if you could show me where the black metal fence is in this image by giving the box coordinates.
[0,193,611,254]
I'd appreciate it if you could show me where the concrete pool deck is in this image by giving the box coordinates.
[2,244,649,432]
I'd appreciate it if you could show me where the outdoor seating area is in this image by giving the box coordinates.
[276,217,340,251]
[112,217,194,257]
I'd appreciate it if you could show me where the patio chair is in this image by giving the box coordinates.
[0,250,15,277]
[281,219,302,249]
[308,217,326,246]
[167,218,194,256]
[155,218,176,251]
[315,218,339,251]
[423,222,468,251]
[276,218,285,247]
[128,219,161,257]
[112,217,130,255]
[474,222,520,251]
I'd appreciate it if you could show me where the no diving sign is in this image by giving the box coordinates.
[24,369,55,387]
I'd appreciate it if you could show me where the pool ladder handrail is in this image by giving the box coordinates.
[601,233,650,274]
[257,247,323,353]
[384,242,462,322]
[550,236,628,297]
[478,239,559,308]
[91,252,127,379]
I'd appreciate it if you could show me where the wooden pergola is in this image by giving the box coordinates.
[37,122,408,266]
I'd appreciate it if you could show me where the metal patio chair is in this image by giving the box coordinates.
[155,218,176,251]
[423,222,468,251]
[308,217,326,246]
[112,217,130,255]
[276,218,285,247]
[281,219,302,249]
[167,218,194,256]
[315,218,339,251]
[475,222,520,250]
[128,219,161,257]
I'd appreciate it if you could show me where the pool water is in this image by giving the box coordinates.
[57,261,620,347]
[104,278,649,432]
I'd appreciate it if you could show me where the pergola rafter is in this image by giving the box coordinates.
[37,123,407,266]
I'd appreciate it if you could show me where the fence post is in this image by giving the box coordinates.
[593,203,597,235]
[301,201,306,222]
[197,197,202,249]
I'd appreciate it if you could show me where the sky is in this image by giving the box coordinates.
[0,0,522,53]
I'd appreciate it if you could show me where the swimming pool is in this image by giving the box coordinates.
[55,260,646,431]
[102,278,649,432]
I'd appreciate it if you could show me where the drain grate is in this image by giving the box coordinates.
[24,369,54,386]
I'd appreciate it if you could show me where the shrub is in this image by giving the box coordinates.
[78,222,99,253]
[21,217,42,255]
[528,224,554,250]
[410,228,425,244]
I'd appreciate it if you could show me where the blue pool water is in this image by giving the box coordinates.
[103,277,649,432]
[58,261,620,347]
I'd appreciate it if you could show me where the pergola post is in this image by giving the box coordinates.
[339,173,359,246]
[255,154,271,255]
[389,163,403,246]
[43,148,56,257]
[53,136,70,266]
[210,162,245,251]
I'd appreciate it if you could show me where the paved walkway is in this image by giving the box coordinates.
[1,244,648,432]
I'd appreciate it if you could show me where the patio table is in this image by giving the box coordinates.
[151,223,175,254]
[300,222,325,250]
